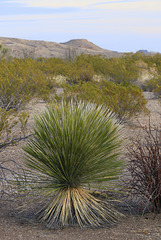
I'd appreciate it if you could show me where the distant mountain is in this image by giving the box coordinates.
[137,49,159,55]
[138,50,148,54]
[0,37,123,59]
[61,39,103,51]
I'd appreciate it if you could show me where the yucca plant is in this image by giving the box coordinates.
[21,101,124,228]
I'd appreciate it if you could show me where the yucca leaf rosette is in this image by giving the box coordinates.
[22,101,124,228]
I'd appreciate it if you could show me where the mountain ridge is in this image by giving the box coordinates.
[0,36,122,59]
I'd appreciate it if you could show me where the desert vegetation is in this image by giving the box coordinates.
[0,47,161,230]
[127,120,161,213]
[0,44,8,59]
[17,101,124,228]
[0,50,160,113]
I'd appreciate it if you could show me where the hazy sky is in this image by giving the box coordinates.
[1,0,161,52]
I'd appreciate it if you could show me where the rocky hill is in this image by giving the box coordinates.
[0,37,122,59]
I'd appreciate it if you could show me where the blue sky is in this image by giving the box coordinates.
[0,0,161,52]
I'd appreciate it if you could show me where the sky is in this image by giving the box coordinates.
[0,0,161,53]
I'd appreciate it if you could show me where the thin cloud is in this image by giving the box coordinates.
[4,0,97,8]
[92,0,148,5]
[5,0,161,12]
[93,0,161,11]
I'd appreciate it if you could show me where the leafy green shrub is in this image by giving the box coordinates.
[0,44,9,59]
[63,80,148,121]
[127,120,161,212]
[38,57,69,76]
[66,61,95,83]
[0,58,50,110]
[67,54,140,84]
[106,57,139,84]
[145,77,161,98]
[74,54,109,76]
[21,101,124,228]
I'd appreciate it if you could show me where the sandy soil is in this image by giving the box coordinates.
[0,203,161,240]
[0,93,161,240]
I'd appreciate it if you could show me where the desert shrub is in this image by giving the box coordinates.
[0,107,29,199]
[38,57,69,76]
[100,81,148,120]
[127,120,161,212]
[66,64,95,83]
[63,80,148,121]
[0,108,17,149]
[0,108,29,150]
[145,77,161,98]
[0,44,9,59]
[37,54,140,85]
[0,158,25,198]
[0,58,50,110]
[68,54,139,84]
[106,57,139,84]
[66,58,95,83]
[19,101,124,228]
[75,54,110,76]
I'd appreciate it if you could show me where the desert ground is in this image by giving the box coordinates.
[0,92,161,240]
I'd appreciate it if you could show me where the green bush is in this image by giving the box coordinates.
[66,56,95,83]
[21,101,124,228]
[106,57,139,84]
[145,77,161,98]
[63,80,148,121]
[38,57,69,76]
[0,58,50,110]
[0,44,9,59]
